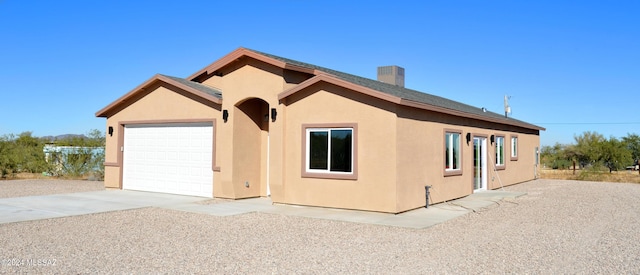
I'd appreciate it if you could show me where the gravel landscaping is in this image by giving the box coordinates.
[1,179,639,273]
[0,179,104,198]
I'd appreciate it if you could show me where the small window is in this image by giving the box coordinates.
[303,124,357,179]
[495,136,505,167]
[445,132,461,172]
[511,136,518,160]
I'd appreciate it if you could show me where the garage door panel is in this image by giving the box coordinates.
[123,123,213,198]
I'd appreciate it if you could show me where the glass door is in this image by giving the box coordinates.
[473,137,487,191]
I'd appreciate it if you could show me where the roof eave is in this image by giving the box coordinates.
[95,74,222,118]
[189,48,543,132]
[277,76,543,132]
[155,75,222,105]
[95,74,161,117]
[188,47,319,81]
[278,74,403,104]
[400,99,545,131]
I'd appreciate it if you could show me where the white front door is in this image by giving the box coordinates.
[473,137,488,191]
[122,123,214,198]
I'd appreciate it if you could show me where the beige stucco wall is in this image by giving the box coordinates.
[395,106,540,212]
[282,82,400,213]
[488,132,540,189]
[201,58,299,200]
[100,55,540,213]
[103,58,319,200]
[102,83,219,190]
[279,90,541,213]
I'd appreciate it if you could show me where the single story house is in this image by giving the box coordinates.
[96,47,544,213]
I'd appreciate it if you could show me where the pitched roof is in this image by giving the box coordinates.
[159,74,222,99]
[95,74,222,117]
[99,47,543,131]
[242,48,544,131]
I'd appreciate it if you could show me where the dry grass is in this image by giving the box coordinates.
[540,168,640,183]
[0,172,92,181]
[0,172,50,180]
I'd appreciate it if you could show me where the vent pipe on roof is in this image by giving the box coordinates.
[377,65,405,88]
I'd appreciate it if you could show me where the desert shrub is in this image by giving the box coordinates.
[551,159,572,169]
[575,165,608,181]
[45,130,105,179]
[0,130,105,180]
[0,132,48,178]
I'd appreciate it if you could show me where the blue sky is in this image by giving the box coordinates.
[1,1,638,146]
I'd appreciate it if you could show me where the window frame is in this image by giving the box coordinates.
[495,135,506,170]
[510,135,519,161]
[301,123,358,180]
[444,129,463,176]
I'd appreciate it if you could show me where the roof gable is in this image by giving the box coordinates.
[243,49,544,131]
[100,47,543,131]
[95,74,222,118]
[188,48,318,81]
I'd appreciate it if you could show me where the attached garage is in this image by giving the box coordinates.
[97,48,543,213]
[122,123,214,198]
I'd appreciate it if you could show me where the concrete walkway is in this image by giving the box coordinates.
[0,190,525,229]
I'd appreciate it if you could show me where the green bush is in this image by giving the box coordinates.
[551,159,572,170]
[575,165,608,181]
[0,130,105,179]
[45,130,105,179]
[0,132,48,178]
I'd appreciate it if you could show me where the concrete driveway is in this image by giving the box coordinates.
[0,189,525,228]
[0,190,208,224]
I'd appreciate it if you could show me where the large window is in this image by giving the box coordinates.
[511,136,518,160]
[303,124,357,179]
[445,132,461,173]
[495,136,505,167]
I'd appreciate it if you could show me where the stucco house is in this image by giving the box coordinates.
[96,47,544,213]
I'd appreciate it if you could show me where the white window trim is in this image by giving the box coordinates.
[444,131,462,176]
[496,136,505,167]
[511,136,519,160]
[301,123,358,180]
[304,127,355,177]
[445,133,459,171]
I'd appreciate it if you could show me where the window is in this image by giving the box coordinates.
[303,124,357,179]
[511,136,518,160]
[495,136,505,167]
[445,132,461,173]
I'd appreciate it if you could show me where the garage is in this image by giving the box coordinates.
[122,123,214,198]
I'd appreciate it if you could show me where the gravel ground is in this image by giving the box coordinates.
[0,179,639,274]
[0,179,104,198]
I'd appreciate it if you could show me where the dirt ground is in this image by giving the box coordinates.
[0,179,639,273]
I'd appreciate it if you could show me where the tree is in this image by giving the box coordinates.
[573,131,606,168]
[0,135,17,177]
[0,133,48,177]
[622,133,640,164]
[541,143,572,169]
[14,132,48,173]
[600,137,633,173]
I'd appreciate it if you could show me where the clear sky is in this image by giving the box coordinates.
[1,1,638,146]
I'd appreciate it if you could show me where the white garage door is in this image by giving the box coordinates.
[122,123,214,197]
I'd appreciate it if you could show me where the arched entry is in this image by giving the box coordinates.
[232,98,270,198]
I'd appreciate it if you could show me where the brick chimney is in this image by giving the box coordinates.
[377,65,405,87]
